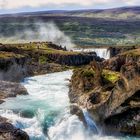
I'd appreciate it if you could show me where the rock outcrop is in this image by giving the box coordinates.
[69,49,140,136]
[0,80,28,103]
[0,52,29,82]
[0,116,29,140]
[0,43,103,80]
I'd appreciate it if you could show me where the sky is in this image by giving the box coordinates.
[0,0,139,14]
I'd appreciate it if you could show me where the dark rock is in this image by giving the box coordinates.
[0,56,29,82]
[0,122,29,140]
[0,117,29,140]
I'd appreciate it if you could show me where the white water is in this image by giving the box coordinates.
[74,48,110,59]
[82,109,99,134]
[0,71,139,140]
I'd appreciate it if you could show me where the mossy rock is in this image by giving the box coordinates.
[39,56,47,64]
[102,69,120,84]
[82,69,95,77]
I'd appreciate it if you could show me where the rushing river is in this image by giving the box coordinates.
[0,71,139,140]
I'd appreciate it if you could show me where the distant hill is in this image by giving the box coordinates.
[1,6,140,20]
[0,6,140,47]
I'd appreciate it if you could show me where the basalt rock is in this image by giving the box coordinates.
[0,80,28,103]
[45,52,102,66]
[69,49,140,136]
[0,53,29,82]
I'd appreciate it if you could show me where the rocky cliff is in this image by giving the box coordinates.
[69,49,140,136]
[0,51,29,82]
[0,43,102,79]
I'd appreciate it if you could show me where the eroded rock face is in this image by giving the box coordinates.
[0,56,29,82]
[69,49,140,135]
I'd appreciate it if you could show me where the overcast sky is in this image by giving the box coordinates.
[0,0,139,14]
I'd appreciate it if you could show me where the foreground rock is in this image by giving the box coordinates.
[0,80,28,103]
[0,116,29,140]
[69,49,140,136]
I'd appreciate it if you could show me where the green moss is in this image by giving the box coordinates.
[39,56,47,64]
[82,69,95,77]
[102,70,120,83]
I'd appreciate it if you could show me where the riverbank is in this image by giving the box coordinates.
[69,48,140,136]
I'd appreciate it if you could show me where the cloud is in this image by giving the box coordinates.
[0,0,139,10]
[0,0,92,9]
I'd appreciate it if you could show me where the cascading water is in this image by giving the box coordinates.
[74,48,110,59]
[82,109,99,134]
[0,71,139,140]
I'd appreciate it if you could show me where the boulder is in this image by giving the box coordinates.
[0,122,29,140]
[0,80,28,103]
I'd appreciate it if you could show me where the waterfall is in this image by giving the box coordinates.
[74,48,110,59]
[82,109,99,134]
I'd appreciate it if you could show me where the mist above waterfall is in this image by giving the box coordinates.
[0,22,75,49]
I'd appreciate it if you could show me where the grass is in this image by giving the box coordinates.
[9,42,78,55]
[120,49,140,57]
[0,16,140,47]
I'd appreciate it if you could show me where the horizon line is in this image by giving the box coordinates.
[0,5,139,16]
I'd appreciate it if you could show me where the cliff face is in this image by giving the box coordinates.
[0,53,29,82]
[69,49,140,136]
[0,43,103,80]
[46,52,102,66]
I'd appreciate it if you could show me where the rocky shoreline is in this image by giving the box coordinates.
[69,48,140,136]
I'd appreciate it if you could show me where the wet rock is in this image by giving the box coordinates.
[0,122,29,140]
[70,105,86,124]
[0,80,28,103]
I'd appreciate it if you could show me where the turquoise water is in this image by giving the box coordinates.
[0,71,139,140]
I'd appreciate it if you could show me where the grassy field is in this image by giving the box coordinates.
[0,7,140,47]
